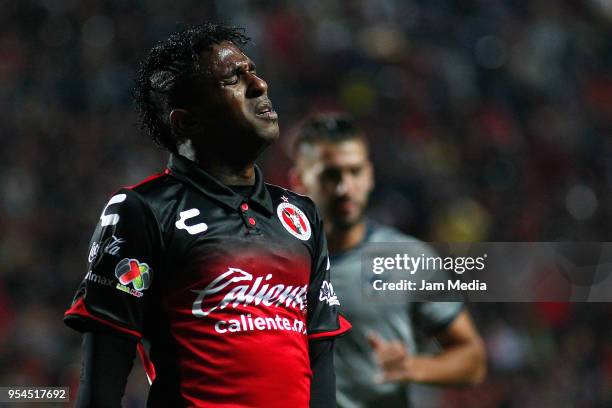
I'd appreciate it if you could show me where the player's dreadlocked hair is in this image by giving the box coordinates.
[134,23,250,152]
[293,113,368,158]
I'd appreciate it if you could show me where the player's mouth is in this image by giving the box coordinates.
[335,199,358,214]
[255,100,278,121]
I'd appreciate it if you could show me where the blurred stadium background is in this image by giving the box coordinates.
[1,0,612,406]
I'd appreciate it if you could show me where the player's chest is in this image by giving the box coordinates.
[160,196,315,293]
[331,255,412,322]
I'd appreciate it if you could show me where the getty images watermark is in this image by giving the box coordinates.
[372,252,488,292]
[361,243,612,302]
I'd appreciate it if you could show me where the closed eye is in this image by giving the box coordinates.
[222,63,257,85]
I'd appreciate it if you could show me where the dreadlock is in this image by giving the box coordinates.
[133,23,250,152]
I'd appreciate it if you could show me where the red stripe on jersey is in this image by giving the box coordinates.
[65,298,156,384]
[137,342,157,383]
[308,314,352,340]
[123,168,170,190]
[64,297,143,339]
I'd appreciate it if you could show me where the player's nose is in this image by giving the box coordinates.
[335,180,348,196]
[246,73,268,98]
[335,171,358,196]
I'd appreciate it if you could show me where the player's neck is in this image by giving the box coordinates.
[178,141,256,186]
[198,159,256,186]
[327,222,367,254]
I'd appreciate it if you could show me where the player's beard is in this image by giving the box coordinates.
[328,200,367,231]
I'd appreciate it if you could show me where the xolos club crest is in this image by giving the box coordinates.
[276,202,311,241]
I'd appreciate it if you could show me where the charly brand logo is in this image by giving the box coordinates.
[175,208,208,235]
[114,258,152,298]
[276,202,311,241]
[100,194,126,226]
[319,280,340,306]
[192,267,308,317]
[88,236,125,264]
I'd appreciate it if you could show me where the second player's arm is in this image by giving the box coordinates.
[369,310,486,386]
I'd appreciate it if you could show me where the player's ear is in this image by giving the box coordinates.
[169,109,200,137]
[288,166,306,194]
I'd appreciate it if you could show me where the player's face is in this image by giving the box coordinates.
[191,42,279,154]
[298,140,373,230]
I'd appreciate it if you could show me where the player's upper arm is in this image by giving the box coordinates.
[410,242,464,334]
[64,188,162,341]
[435,310,481,347]
[434,310,487,383]
[305,200,351,340]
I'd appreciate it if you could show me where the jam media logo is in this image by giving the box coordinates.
[192,267,308,317]
[276,202,311,241]
[114,258,152,298]
[319,281,340,306]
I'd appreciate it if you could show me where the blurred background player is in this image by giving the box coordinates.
[290,113,486,407]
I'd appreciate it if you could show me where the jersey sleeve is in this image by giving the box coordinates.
[412,301,463,335]
[411,243,463,335]
[307,206,351,340]
[64,189,162,341]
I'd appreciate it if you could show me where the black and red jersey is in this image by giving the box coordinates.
[64,153,351,407]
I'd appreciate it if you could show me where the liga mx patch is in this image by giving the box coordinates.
[276,202,312,241]
[115,258,152,297]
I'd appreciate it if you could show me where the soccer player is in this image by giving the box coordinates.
[64,24,350,407]
[290,113,486,407]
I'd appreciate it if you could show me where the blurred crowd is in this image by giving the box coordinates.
[1,0,611,406]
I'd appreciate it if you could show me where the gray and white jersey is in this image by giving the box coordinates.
[332,221,463,408]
